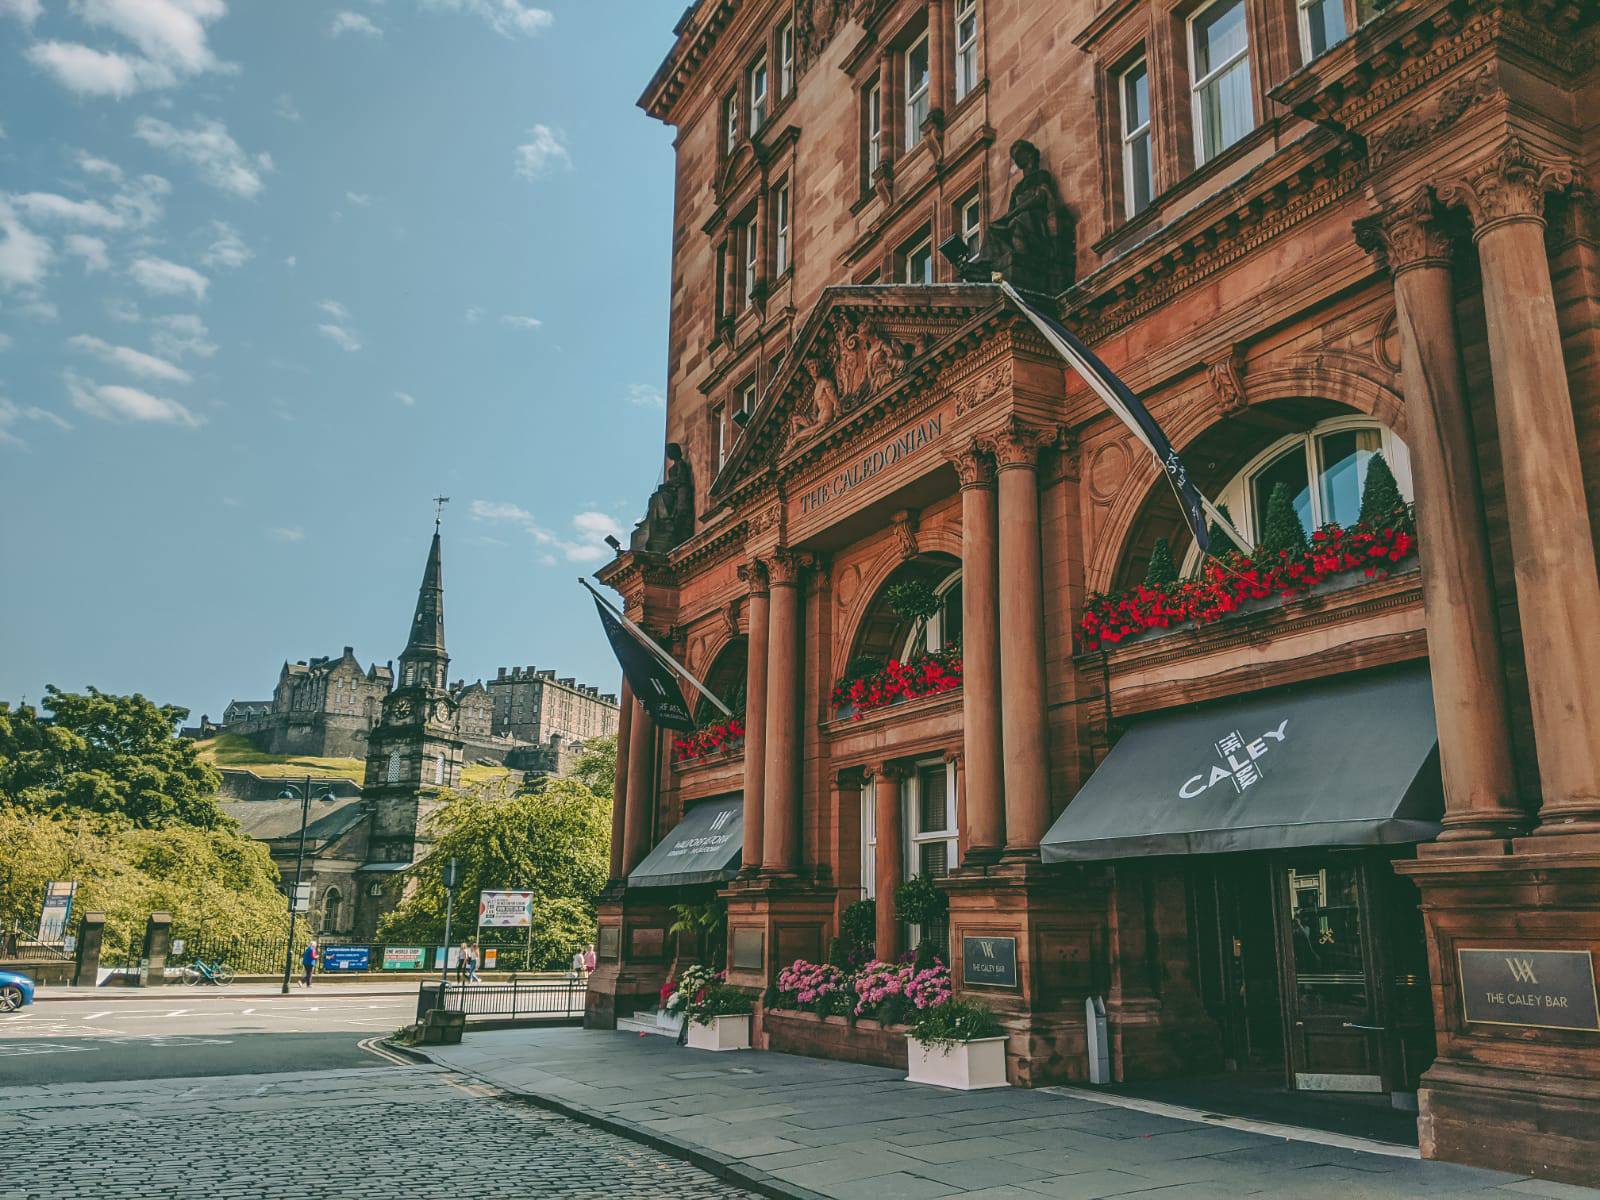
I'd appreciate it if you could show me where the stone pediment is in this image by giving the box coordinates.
[709,283,1009,503]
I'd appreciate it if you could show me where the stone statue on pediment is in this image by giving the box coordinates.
[630,442,695,553]
[959,140,1076,293]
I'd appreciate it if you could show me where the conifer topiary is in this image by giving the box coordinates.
[1206,502,1244,556]
[1143,536,1178,587]
[1258,482,1309,557]
[1357,452,1405,527]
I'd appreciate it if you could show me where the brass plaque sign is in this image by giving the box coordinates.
[731,929,764,971]
[597,925,620,961]
[629,926,666,959]
[1458,948,1599,1032]
[963,935,1019,989]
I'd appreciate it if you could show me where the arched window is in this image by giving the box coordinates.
[386,750,401,783]
[321,887,342,933]
[1182,416,1412,573]
[897,568,963,659]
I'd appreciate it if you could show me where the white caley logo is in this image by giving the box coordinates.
[1506,957,1539,985]
[1179,720,1289,799]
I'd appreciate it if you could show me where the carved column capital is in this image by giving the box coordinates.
[766,547,813,586]
[1437,139,1577,240]
[736,557,769,595]
[1205,347,1247,419]
[946,437,996,489]
[980,419,1058,470]
[868,760,911,783]
[1355,187,1454,275]
[889,509,920,561]
[943,748,963,768]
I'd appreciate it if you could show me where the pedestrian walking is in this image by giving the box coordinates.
[301,939,318,988]
[570,946,586,979]
[455,941,470,984]
[583,942,597,974]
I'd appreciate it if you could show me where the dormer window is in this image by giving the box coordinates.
[905,33,930,150]
[750,56,769,133]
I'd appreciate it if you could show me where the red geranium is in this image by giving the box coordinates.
[673,715,747,763]
[831,643,963,719]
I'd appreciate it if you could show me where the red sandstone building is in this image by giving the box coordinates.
[588,0,1599,1182]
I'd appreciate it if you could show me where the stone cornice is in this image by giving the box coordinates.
[639,0,738,124]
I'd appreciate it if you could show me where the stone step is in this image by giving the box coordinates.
[616,1011,680,1037]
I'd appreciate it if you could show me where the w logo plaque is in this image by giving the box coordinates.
[962,935,1018,989]
[1458,948,1599,1032]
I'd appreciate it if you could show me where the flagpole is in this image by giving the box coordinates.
[580,578,734,718]
[997,281,1251,554]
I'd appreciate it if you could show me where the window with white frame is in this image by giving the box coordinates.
[958,192,981,253]
[723,89,739,154]
[1189,0,1253,166]
[739,377,758,422]
[1179,416,1414,572]
[905,33,930,149]
[778,19,795,97]
[904,234,933,284]
[749,56,769,133]
[910,759,958,881]
[742,215,758,305]
[866,80,883,178]
[899,569,963,659]
[714,403,729,470]
[860,785,876,899]
[1120,58,1154,217]
[1298,0,1347,60]
[954,0,978,101]
[774,181,791,276]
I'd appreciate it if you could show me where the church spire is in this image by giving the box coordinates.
[397,518,448,691]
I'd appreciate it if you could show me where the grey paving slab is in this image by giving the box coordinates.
[1017,1170,1169,1198]
[826,1173,965,1199]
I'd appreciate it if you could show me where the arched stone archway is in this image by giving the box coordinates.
[834,550,962,684]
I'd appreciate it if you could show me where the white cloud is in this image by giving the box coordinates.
[345,191,371,207]
[463,305,484,323]
[130,255,208,300]
[0,198,53,290]
[0,0,43,25]
[317,298,350,321]
[318,323,361,352]
[68,333,192,383]
[501,314,541,330]
[627,383,665,409]
[267,526,304,542]
[65,234,111,273]
[134,117,272,198]
[76,151,124,181]
[330,10,380,36]
[150,313,216,359]
[284,254,296,268]
[514,124,570,179]
[8,191,123,228]
[65,371,200,426]
[200,220,250,269]
[31,0,232,97]
[0,395,71,449]
[107,297,142,322]
[395,390,416,406]
[421,0,552,37]
[471,499,623,564]
[26,42,173,98]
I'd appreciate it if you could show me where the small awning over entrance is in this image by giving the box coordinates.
[1041,664,1441,862]
[627,794,743,887]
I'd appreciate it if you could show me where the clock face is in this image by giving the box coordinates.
[390,697,413,721]
[432,700,451,723]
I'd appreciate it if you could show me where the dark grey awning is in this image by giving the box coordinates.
[627,794,743,887]
[1041,664,1441,863]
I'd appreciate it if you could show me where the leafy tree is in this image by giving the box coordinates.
[567,734,618,798]
[377,777,611,970]
[0,687,226,829]
[1257,482,1310,557]
[1143,537,1178,587]
[1357,452,1405,527]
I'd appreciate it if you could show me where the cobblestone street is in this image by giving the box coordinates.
[0,1066,756,1200]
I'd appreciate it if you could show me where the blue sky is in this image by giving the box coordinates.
[0,0,676,723]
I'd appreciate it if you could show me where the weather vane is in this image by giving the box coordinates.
[433,495,450,529]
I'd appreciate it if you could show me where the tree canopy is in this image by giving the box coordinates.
[566,734,617,799]
[0,687,226,829]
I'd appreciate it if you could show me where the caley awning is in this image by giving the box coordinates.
[627,794,743,887]
[1041,664,1442,862]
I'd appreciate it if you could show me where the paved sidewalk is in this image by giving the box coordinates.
[407,1027,1599,1200]
[33,981,423,1001]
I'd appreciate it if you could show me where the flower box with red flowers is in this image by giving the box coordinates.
[672,716,745,763]
[1076,513,1419,653]
[830,643,963,720]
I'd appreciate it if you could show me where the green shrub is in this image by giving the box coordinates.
[911,999,1003,1049]
[1257,482,1309,557]
[834,899,876,969]
[893,876,948,928]
[1357,452,1405,527]
[1143,537,1177,587]
[1205,501,1245,558]
[686,981,754,1025]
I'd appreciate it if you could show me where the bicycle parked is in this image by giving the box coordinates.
[182,958,236,986]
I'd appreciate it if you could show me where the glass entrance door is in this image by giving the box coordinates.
[1278,860,1384,1092]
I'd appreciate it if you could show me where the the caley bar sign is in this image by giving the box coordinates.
[1457,948,1600,1032]
[963,935,1019,988]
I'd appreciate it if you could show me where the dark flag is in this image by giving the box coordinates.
[1001,281,1240,555]
[591,596,696,731]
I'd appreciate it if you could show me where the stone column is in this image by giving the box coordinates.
[141,912,172,988]
[762,549,808,873]
[73,911,105,988]
[873,764,907,961]
[608,680,633,880]
[950,439,1005,857]
[739,559,770,874]
[721,235,738,326]
[1440,142,1600,833]
[987,420,1055,852]
[622,694,656,874]
[1356,190,1525,840]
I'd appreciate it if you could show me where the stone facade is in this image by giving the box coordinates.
[219,648,392,759]
[486,666,619,749]
[589,0,1600,1186]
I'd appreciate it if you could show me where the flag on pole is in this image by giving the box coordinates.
[1000,281,1245,556]
[582,579,731,731]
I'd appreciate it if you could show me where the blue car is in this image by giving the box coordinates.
[0,970,35,1013]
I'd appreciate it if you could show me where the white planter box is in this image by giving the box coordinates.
[657,1009,685,1035]
[906,1035,1010,1090]
[685,1013,750,1051]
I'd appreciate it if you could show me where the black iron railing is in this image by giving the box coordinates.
[416,978,587,1023]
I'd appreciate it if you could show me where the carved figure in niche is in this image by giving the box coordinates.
[793,317,911,439]
[630,442,695,553]
[957,140,1076,293]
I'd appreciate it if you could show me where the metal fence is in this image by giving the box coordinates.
[416,978,586,1023]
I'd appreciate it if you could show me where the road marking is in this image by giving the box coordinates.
[0,1043,93,1055]
[82,1011,112,1020]
[356,1035,412,1067]
[241,1008,254,1015]
[165,1009,188,1017]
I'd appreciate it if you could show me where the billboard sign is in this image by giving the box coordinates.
[38,881,77,942]
[382,946,426,970]
[478,890,534,928]
[323,946,371,973]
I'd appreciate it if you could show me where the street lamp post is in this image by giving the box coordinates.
[439,856,460,990]
[278,775,335,995]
